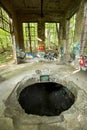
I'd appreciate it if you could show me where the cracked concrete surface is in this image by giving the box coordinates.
[0,61,87,130]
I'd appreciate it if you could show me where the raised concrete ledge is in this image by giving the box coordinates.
[4,76,87,130]
[0,117,14,130]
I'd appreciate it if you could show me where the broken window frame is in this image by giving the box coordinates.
[0,7,11,33]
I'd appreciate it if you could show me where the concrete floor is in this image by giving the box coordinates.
[0,60,87,130]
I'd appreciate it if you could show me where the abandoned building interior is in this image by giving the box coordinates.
[0,0,87,130]
[0,0,87,63]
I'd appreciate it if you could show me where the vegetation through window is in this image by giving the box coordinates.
[23,23,38,53]
[45,23,59,51]
[0,7,13,63]
[0,7,11,33]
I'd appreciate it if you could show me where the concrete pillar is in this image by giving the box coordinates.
[59,21,68,54]
[74,2,84,44]
[62,20,68,54]
[38,21,45,50]
[58,22,66,61]
[59,24,63,45]
[7,11,24,64]
[58,20,71,62]
[62,21,66,40]
[74,0,87,56]
[80,1,87,55]
[11,16,25,64]
[66,20,70,53]
[58,24,62,55]
[16,20,24,50]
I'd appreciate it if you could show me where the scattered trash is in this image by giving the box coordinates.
[44,52,58,61]
[36,51,45,58]
[26,53,35,59]
[38,43,45,51]
[16,49,25,59]
[79,55,87,71]
[16,49,26,63]
[16,48,58,63]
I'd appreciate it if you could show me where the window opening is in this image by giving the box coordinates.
[23,23,38,53]
[45,23,59,52]
[0,7,13,63]
[0,7,11,33]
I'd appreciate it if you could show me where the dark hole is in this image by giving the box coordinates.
[18,82,75,116]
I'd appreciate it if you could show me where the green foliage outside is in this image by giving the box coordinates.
[23,22,59,53]
[0,7,13,64]
[0,29,13,63]
[23,23,38,53]
[45,23,59,50]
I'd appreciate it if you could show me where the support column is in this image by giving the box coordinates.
[62,20,67,54]
[12,17,25,64]
[16,20,24,50]
[80,1,87,55]
[38,21,45,51]
[66,20,70,53]
[59,20,67,54]
[58,22,66,61]
[73,0,86,56]
[59,20,71,61]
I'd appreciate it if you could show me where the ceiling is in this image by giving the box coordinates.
[0,0,82,22]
